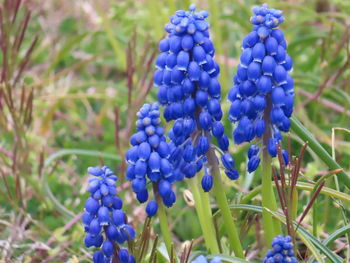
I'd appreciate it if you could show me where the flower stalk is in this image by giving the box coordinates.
[261,147,281,245]
[261,100,282,245]
[208,148,244,258]
[156,191,173,257]
[188,176,220,254]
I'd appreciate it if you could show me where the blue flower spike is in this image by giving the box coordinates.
[83,166,135,263]
[154,4,239,190]
[228,4,293,173]
[127,103,177,214]
[264,235,298,263]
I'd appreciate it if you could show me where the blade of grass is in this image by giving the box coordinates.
[240,181,350,204]
[290,116,350,189]
[308,224,350,263]
[331,127,350,261]
[323,224,350,246]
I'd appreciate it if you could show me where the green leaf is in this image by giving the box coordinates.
[290,116,350,189]
[295,182,350,203]
[323,224,350,246]
[308,224,350,263]
[240,182,350,205]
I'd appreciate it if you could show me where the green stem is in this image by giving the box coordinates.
[156,194,173,258]
[261,144,282,245]
[188,177,220,254]
[197,172,219,249]
[199,178,222,253]
[261,98,282,245]
[200,181,217,241]
[208,149,244,258]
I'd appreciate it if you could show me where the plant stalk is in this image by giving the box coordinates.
[156,193,173,258]
[208,148,244,258]
[261,145,282,244]
[188,177,220,254]
[261,98,282,245]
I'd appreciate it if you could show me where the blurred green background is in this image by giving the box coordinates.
[0,0,349,262]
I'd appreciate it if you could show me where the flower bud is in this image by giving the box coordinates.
[146,200,158,217]
[201,174,213,192]
[252,42,266,62]
[265,37,278,55]
[225,169,239,180]
[247,62,261,81]
[158,38,170,52]
[248,155,261,173]
[221,153,235,170]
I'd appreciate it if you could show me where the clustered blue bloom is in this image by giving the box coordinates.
[126,103,174,213]
[83,166,135,263]
[228,4,293,173]
[264,235,297,263]
[192,255,221,263]
[154,4,239,191]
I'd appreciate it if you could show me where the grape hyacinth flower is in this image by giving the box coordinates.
[264,235,297,263]
[154,4,239,190]
[83,166,135,263]
[228,4,293,173]
[126,103,175,212]
[192,255,221,263]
